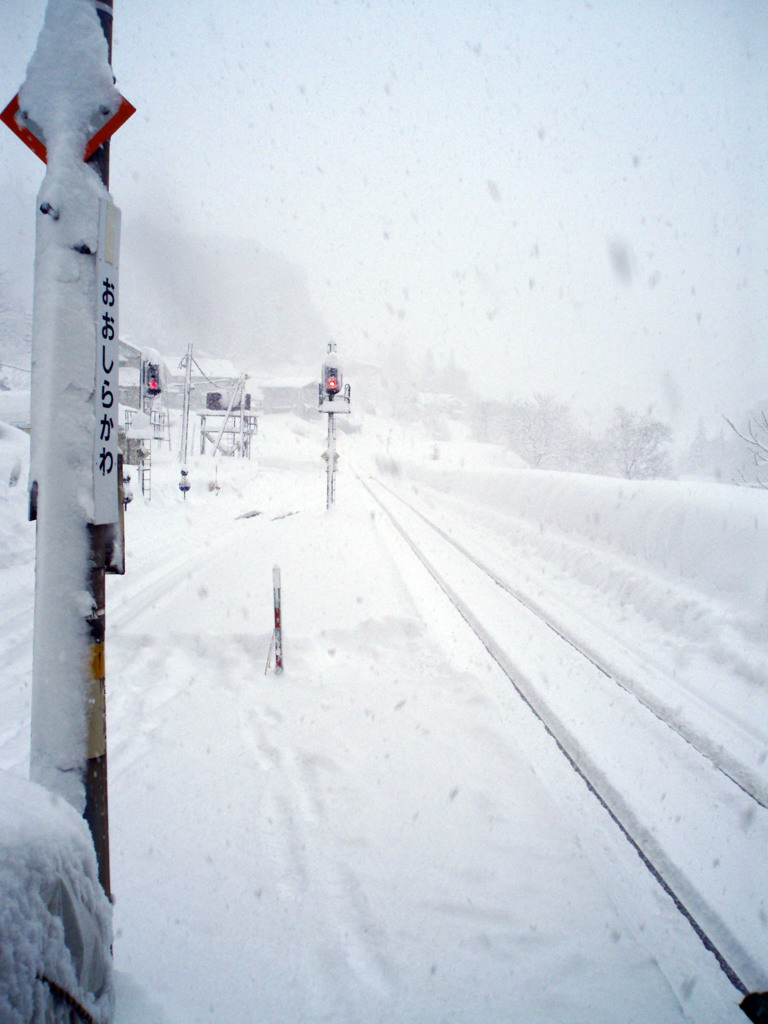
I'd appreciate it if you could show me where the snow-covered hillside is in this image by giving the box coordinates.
[1,413,766,1023]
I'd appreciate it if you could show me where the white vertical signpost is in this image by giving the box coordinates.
[93,198,121,525]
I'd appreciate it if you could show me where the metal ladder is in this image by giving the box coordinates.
[140,445,151,500]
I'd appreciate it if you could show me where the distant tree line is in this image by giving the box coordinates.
[472,393,768,484]
[472,394,674,480]
[380,338,766,485]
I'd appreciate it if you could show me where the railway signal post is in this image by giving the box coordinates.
[318,343,351,510]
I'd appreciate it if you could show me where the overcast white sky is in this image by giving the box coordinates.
[2,0,767,432]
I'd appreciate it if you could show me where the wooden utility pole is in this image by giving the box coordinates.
[179,342,194,464]
[84,0,115,901]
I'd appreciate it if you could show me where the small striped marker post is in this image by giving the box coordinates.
[273,565,283,674]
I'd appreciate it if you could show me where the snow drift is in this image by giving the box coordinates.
[384,455,768,634]
[0,770,113,1024]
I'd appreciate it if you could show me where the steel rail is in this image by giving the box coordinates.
[358,472,750,999]
[367,474,768,810]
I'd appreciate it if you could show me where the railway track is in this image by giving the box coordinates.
[358,470,768,1017]
[368,476,768,809]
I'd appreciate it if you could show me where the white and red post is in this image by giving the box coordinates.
[272,564,283,674]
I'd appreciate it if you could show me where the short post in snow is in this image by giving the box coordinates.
[318,342,351,510]
[272,564,283,674]
[179,468,191,499]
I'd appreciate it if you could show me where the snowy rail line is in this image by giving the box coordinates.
[5,417,767,1023]
[359,470,768,1001]
[367,476,768,810]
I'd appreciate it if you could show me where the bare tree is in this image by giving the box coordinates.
[472,399,509,444]
[724,412,768,488]
[505,393,579,469]
[681,419,745,482]
[605,406,673,480]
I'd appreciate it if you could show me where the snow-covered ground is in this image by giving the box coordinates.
[1,412,766,1023]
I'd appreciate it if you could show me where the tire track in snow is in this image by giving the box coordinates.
[110,523,251,631]
[237,702,397,1003]
[109,507,303,632]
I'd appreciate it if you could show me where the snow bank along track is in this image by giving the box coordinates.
[358,471,768,1012]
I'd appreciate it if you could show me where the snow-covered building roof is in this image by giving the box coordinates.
[256,376,316,390]
[166,356,241,384]
[120,366,140,388]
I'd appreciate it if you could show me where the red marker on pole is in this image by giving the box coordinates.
[272,565,283,674]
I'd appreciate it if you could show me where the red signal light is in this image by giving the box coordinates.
[144,361,162,396]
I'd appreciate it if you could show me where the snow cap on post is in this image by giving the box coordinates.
[24,0,121,812]
[18,0,121,170]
